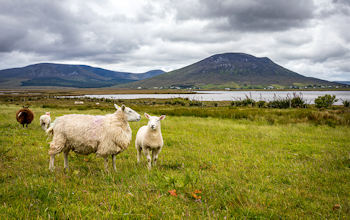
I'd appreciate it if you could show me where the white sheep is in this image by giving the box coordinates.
[135,113,166,169]
[46,104,141,172]
[39,112,51,131]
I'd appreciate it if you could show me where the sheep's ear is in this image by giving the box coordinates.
[121,105,126,111]
[114,104,120,110]
[144,113,150,119]
[159,115,166,120]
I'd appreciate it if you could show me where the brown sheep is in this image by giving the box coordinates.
[16,106,34,128]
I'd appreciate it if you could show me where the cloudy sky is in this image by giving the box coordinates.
[1,0,350,81]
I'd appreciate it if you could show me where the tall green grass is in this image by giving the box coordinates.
[0,104,350,219]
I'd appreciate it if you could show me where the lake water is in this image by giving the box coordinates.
[67,90,350,105]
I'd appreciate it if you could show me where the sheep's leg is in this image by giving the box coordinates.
[152,148,162,167]
[63,151,69,170]
[112,154,117,171]
[49,154,56,171]
[48,134,66,172]
[104,157,109,172]
[143,148,152,170]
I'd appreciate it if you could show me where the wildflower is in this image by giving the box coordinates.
[333,204,341,210]
[191,193,201,200]
[194,189,202,194]
[168,189,177,197]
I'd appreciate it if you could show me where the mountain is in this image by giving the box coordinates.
[0,63,164,88]
[120,53,345,89]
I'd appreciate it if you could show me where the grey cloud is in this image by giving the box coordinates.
[333,0,350,6]
[280,43,349,63]
[317,0,350,18]
[0,0,143,64]
[274,34,313,46]
[169,0,315,32]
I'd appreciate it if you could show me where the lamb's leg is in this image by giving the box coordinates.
[152,148,162,167]
[136,144,142,163]
[63,151,69,170]
[104,157,109,172]
[49,154,56,172]
[143,148,152,170]
[112,154,117,171]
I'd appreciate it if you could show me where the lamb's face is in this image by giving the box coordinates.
[145,113,166,130]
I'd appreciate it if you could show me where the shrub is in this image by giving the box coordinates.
[241,98,255,107]
[315,94,338,108]
[257,100,267,108]
[290,93,306,108]
[341,99,350,107]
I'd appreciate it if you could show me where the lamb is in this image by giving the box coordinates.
[135,113,166,169]
[46,104,141,172]
[16,106,34,128]
[39,111,51,131]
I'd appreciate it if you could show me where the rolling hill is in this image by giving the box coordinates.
[0,63,164,88]
[120,53,345,89]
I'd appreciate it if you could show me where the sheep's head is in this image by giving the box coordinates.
[145,113,166,130]
[45,111,51,115]
[114,104,141,122]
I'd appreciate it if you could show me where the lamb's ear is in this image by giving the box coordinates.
[114,104,120,110]
[159,115,166,120]
[121,105,126,111]
[144,113,150,119]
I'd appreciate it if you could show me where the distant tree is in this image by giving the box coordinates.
[314,94,338,108]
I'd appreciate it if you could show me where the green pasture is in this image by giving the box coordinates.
[0,104,349,219]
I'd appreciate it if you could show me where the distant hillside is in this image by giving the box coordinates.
[0,63,164,88]
[334,81,350,85]
[121,53,345,89]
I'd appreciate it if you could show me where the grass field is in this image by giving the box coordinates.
[1,102,350,219]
